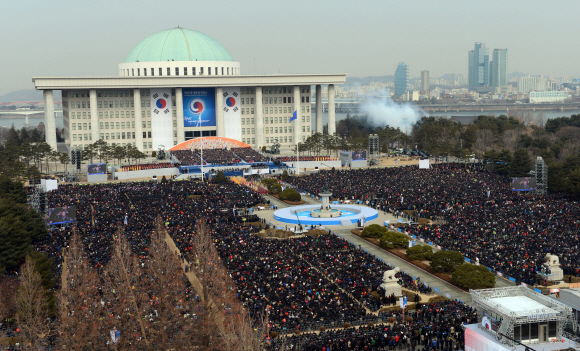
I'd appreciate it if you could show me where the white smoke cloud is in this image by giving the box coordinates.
[359,89,423,132]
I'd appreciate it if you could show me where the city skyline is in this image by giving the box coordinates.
[1,0,580,95]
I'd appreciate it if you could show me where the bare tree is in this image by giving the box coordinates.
[58,231,105,350]
[524,111,536,126]
[186,222,270,351]
[102,227,150,349]
[141,219,203,349]
[15,256,54,349]
[0,275,18,334]
[558,145,579,162]
[500,129,525,153]
[534,111,546,128]
[474,129,496,156]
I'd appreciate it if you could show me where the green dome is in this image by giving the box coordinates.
[125,28,234,63]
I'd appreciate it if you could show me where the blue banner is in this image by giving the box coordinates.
[433,287,440,293]
[485,266,492,272]
[465,258,471,263]
[183,88,216,127]
[534,288,542,293]
[508,276,516,283]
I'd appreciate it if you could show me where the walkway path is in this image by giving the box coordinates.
[162,231,227,335]
[254,193,516,305]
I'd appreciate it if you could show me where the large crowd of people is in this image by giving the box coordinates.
[35,175,463,347]
[171,150,204,165]
[171,148,242,165]
[271,299,475,351]
[200,148,241,164]
[285,163,580,285]
[232,147,270,162]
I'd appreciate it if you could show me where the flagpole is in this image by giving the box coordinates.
[199,115,204,181]
[296,141,299,176]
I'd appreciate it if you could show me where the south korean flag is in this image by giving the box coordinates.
[223,87,242,141]
[150,88,173,152]
[151,90,172,116]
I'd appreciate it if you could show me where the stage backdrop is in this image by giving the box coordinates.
[183,88,216,127]
[222,87,241,141]
[150,89,174,151]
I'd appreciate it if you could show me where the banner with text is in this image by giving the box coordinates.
[222,87,242,141]
[183,88,216,127]
[150,89,174,150]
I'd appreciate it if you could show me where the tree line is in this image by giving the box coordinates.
[297,115,412,156]
[0,126,148,178]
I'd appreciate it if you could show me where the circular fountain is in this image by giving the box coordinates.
[273,182,378,226]
[310,182,341,218]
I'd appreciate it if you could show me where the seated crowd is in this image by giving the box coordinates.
[284,163,580,285]
[117,162,176,172]
[272,299,475,351]
[38,176,460,347]
[200,148,240,164]
[232,147,269,162]
[171,150,204,166]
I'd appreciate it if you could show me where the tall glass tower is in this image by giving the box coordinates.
[491,48,508,88]
[468,42,489,91]
[394,62,409,96]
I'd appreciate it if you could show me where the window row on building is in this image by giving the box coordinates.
[263,136,296,144]
[122,66,239,77]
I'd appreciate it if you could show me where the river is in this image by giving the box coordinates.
[2,109,579,131]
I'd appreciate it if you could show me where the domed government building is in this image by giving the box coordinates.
[33,28,346,152]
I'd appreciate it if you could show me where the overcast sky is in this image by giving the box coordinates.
[2,0,580,95]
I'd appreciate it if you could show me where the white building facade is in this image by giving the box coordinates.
[529,91,569,103]
[517,75,548,93]
[34,28,345,152]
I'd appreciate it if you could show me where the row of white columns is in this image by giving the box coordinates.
[42,83,336,152]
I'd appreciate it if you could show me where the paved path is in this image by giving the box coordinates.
[255,193,514,305]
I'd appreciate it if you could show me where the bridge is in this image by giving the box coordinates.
[310,100,580,114]
[0,101,62,106]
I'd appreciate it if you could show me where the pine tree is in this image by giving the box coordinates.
[0,175,27,203]
[510,148,532,177]
[6,125,20,147]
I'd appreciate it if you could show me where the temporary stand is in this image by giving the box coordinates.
[535,156,548,195]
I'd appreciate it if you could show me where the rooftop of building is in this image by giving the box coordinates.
[490,296,560,315]
[125,28,234,63]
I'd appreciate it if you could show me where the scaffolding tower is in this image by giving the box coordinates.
[27,181,48,223]
[535,156,548,195]
[368,134,379,165]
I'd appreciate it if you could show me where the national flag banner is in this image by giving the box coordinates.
[290,110,297,122]
[223,87,242,141]
[150,89,174,151]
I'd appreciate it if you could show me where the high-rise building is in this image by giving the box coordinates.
[468,42,489,91]
[394,62,409,96]
[421,70,429,93]
[518,75,548,93]
[491,49,508,88]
